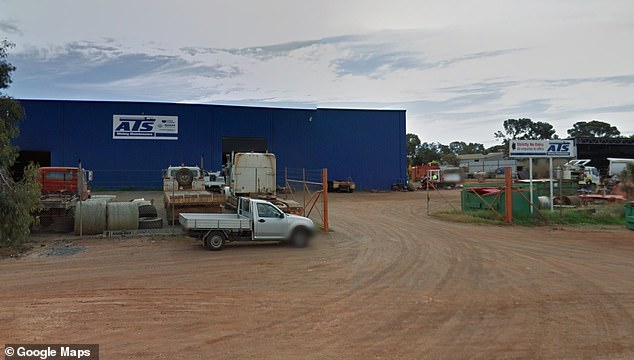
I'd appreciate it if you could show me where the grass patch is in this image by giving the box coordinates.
[433,209,503,225]
[434,203,626,227]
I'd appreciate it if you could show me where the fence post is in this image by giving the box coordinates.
[322,168,329,232]
[505,167,513,223]
[302,168,306,216]
[78,159,83,237]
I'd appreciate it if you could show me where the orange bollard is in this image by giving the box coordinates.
[322,168,329,232]
[505,167,513,223]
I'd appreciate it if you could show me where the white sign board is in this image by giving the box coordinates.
[509,139,576,158]
[113,115,178,140]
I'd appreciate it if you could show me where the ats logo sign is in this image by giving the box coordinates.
[509,139,576,158]
[113,115,178,140]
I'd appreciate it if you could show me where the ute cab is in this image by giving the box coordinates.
[38,167,92,200]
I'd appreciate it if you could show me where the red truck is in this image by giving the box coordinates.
[37,166,92,229]
[410,165,463,189]
[410,165,440,181]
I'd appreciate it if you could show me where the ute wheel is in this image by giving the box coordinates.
[205,231,225,251]
[138,217,163,229]
[290,228,310,248]
[176,168,194,187]
[138,204,158,218]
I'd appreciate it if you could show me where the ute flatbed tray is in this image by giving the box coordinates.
[179,213,251,231]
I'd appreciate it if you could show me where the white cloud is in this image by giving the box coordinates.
[3,0,634,145]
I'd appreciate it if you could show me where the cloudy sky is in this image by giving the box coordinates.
[2,0,633,146]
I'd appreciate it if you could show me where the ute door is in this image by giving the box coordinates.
[253,203,287,240]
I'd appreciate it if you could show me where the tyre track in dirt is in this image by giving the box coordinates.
[348,195,529,359]
[277,194,504,358]
[480,236,634,358]
[1,191,633,359]
[196,197,435,357]
[400,192,634,359]
[306,192,634,359]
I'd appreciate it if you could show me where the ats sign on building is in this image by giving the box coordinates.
[509,139,576,158]
[113,115,178,140]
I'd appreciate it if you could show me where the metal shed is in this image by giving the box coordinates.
[574,137,634,176]
[14,100,406,190]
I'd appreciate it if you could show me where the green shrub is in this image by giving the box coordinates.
[436,203,625,227]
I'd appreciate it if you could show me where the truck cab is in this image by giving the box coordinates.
[38,167,92,200]
[226,152,276,196]
[37,166,92,229]
[562,159,600,188]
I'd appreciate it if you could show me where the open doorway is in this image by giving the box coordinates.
[221,137,268,165]
[11,151,51,180]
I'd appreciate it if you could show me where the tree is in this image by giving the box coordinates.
[0,40,41,247]
[407,136,486,167]
[440,152,459,166]
[486,144,506,153]
[494,118,557,141]
[567,120,621,138]
[406,133,421,166]
[435,143,458,166]
[417,142,440,165]
[494,118,557,156]
[448,141,486,155]
[526,121,558,140]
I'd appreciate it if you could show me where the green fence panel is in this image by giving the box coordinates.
[625,202,634,230]
[461,188,536,216]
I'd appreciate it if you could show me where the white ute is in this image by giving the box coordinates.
[179,197,315,250]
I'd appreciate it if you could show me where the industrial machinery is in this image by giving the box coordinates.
[36,166,92,230]
[227,152,276,196]
[327,178,356,193]
[608,158,634,180]
[560,159,600,190]
[225,152,302,214]
[414,166,464,189]
[203,170,226,193]
[163,165,226,224]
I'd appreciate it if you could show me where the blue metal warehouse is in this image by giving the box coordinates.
[14,100,406,190]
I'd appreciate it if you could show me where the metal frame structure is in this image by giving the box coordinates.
[282,167,329,232]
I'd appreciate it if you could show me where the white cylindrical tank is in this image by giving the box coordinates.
[106,202,139,231]
[74,200,107,235]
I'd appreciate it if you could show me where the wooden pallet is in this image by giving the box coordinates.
[164,191,226,205]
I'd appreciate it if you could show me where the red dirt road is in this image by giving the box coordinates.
[1,191,634,359]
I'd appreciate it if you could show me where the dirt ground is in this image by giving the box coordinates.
[1,190,634,359]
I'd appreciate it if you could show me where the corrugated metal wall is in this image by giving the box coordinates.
[15,100,406,190]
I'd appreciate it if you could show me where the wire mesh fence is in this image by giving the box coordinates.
[89,166,330,231]
[89,169,164,190]
[277,167,329,231]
